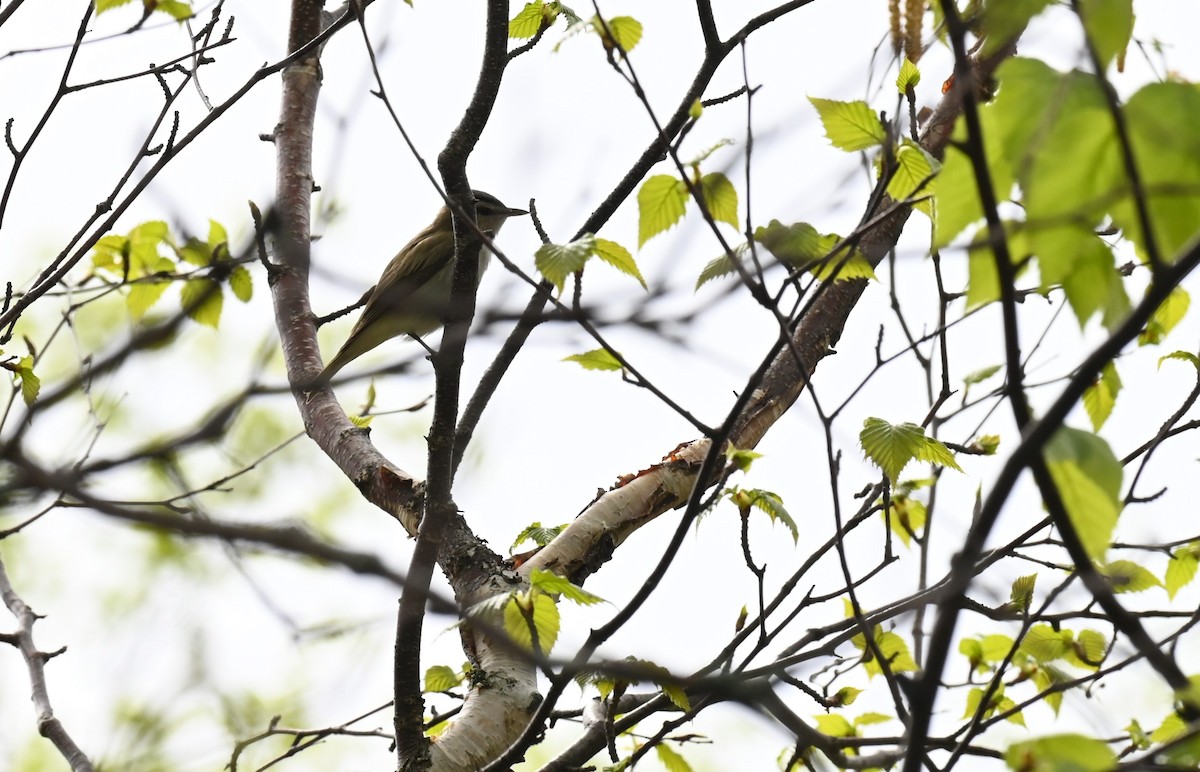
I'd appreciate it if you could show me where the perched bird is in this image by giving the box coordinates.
[317,190,527,384]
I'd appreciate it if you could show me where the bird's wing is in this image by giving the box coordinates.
[348,227,456,336]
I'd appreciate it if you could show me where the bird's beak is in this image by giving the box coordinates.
[505,205,529,217]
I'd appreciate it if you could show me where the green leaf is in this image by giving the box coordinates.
[1081,361,1121,431]
[596,15,642,54]
[688,98,703,120]
[964,364,1002,386]
[229,265,253,303]
[886,140,937,218]
[964,222,1029,311]
[509,2,545,38]
[126,278,172,319]
[1165,543,1200,600]
[813,714,855,738]
[423,665,462,693]
[563,348,622,371]
[1117,83,1200,260]
[348,413,373,429]
[725,443,763,473]
[154,0,193,21]
[808,97,886,152]
[754,220,823,268]
[964,688,1000,722]
[1101,560,1163,593]
[528,568,606,606]
[95,0,137,13]
[1078,0,1133,71]
[896,58,921,93]
[1043,427,1122,561]
[1009,573,1037,613]
[980,0,1054,57]
[1004,734,1116,772]
[15,356,39,406]
[504,591,559,655]
[1126,718,1151,750]
[180,278,223,328]
[510,522,567,552]
[734,488,798,544]
[593,238,646,289]
[1068,628,1108,669]
[832,686,862,707]
[854,712,893,727]
[1139,287,1190,346]
[960,638,986,673]
[699,173,739,230]
[980,634,1016,663]
[858,630,918,677]
[1032,665,1069,715]
[655,744,693,772]
[860,418,963,483]
[695,250,739,290]
[886,494,926,548]
[1019,624,1070,663]
[1152,712,1189,744]
[998,696,1025,727]
[1159,351,1200,371]
[638,175,689,247]
[535,238,592,291]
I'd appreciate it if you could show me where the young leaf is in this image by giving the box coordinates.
[896,58,921,93]
[536,238,593,291]
[1043,427,1122,561]
[860,418,962,483]
[1078,0,1134,71]
[1159,351,1200,371]
[1081,361,1121,431]
[733,488,798,544]
[1165,543,1200,600]
[1101,560,1163,593]
[808,97,886,151]
[886,140,937,218]
[699,172,739,230]
[1139,287,1190,346]
[814,714,855,738]
[180,278,224,328]
[511,522,567,553]
[509,1,545,38]
[229,265,253,302]
[885,494,926,548]
[528,568,606,606]
[15,356,39,406]
[725,443,763,473]
[96,0,137,12]
[593,238,646,289]
[1069,629,1108,669]
[1004,734,1116,772]
[695,252,738,289]
[1019,624,1070,663]
[754,220,823,268]
[655,744,693,772]
[1009,573,1037,613]
[595,15,642,55]
[854,712,893,727]
[563,348,623,371]
[980,0,1054,57]
[638,175,689,247]
[504,592,560,655]
[126,278,172,320]
[423,665,463,693]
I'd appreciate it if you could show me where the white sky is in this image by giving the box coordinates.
[2,1,1200,770]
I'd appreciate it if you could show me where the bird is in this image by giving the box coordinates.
[316,190,527,385]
